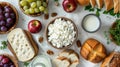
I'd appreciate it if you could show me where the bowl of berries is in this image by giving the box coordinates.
[0,2,18,34]
[19,0,48,16]
[0,54,18,67]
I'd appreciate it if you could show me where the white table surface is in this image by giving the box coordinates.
[0,0,119,67]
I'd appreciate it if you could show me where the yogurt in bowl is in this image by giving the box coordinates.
[29,54,52,67]
[82,14,101,33]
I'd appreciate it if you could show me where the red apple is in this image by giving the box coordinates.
[28,20,42,33]
[62,0,77,13]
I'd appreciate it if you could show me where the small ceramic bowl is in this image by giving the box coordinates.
[45,17,78,49]
[81,14,101,33]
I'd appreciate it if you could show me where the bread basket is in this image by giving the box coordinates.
[19,0,48,17]
[0,2,18,34]
[0,54,18,67]
[45,17,78,49]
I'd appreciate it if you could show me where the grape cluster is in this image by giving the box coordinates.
[0,55,15,67]
[0,5,16,32]
[20,0,48,15]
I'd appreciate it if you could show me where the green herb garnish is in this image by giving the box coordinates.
[104,31,111,44]
[96,9,100,16]
[109,19,120,45]
[0,41,7,50]
[24,62,29,67]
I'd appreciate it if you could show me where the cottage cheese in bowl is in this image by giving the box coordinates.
[47,18,77,48]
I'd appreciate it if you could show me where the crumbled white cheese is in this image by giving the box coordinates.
[48,18,76,48]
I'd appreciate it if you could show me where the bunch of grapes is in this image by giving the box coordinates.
[0,5,16,32]
[20,0,48,15]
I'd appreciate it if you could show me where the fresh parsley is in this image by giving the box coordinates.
[24,62,29,67]
[0,41,7,50]
[109,19,120,45]
[104,31,111,44]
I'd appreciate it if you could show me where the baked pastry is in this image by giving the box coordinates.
[113,0,119,13]
[90,0,96,8]
[77,0,90,6]
[104,0,114,11]
[54,49,79,67]
[101,52,120,67]
[80,38,107,63]
[96,0,104,9]
[7,28,39,62]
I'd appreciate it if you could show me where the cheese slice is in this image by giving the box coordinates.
[7,28,35,62]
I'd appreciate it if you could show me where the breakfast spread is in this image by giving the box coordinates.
[101,52,120,67]
[0,2,18,34]
[0,0,120,67]
[54,49,79,67]
[7,28,38,62]
[29,55,52,67]
[19,0,48,16]
[82,14,101,33]
[46,17,77,48]
[80,38,107,63]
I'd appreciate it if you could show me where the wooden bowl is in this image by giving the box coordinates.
[110,22,119,45]
[19,0,48,17]
[0,54,18,67]
[45,17,78,49]
[0,2,18,34]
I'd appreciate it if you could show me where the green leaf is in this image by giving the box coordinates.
[24,62,29,67]
[109,9,115,16]
[96,10,100,16]
[97,8,101,11]
[103,11,108,14]
[0,41,7,50]
[85,5,92,10]
[89,8,94,11]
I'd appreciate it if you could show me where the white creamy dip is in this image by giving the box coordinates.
[30,55,52,67]
[82,15,100,32]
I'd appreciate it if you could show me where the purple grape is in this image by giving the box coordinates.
[0,15,4,20]
[6,18,13,24]
[6,23,12,28]
[3,64,9,67]
[0,26,7,32]
[10,13,15,19]
[10,65,15,67]
[4,6,12,13]
[0,20,6,26]
[4,13,10,18]
[0,8,3,14]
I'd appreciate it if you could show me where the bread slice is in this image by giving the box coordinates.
[77,0,90,6]
[7,28,38,62]
[101,52,115,67]
[90,0,96,8]
[54,56,70,67]
[96,0,104,9]
[104,0,114,11]
[58,49,79,67]
[114,0,119,13]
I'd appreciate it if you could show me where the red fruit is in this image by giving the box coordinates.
[0,55,5,61]
[28,20,42,33]
[1,58,9,64]
[62,0,77,13]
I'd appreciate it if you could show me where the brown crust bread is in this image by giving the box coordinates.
[80,38,107,63]
[77,0,90,6]
[114,0,119,13]
[104,0,114,11]
[8,30,39,62]
[101,52,120,67]
[90,0,96,8]
[96,0,104,9]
